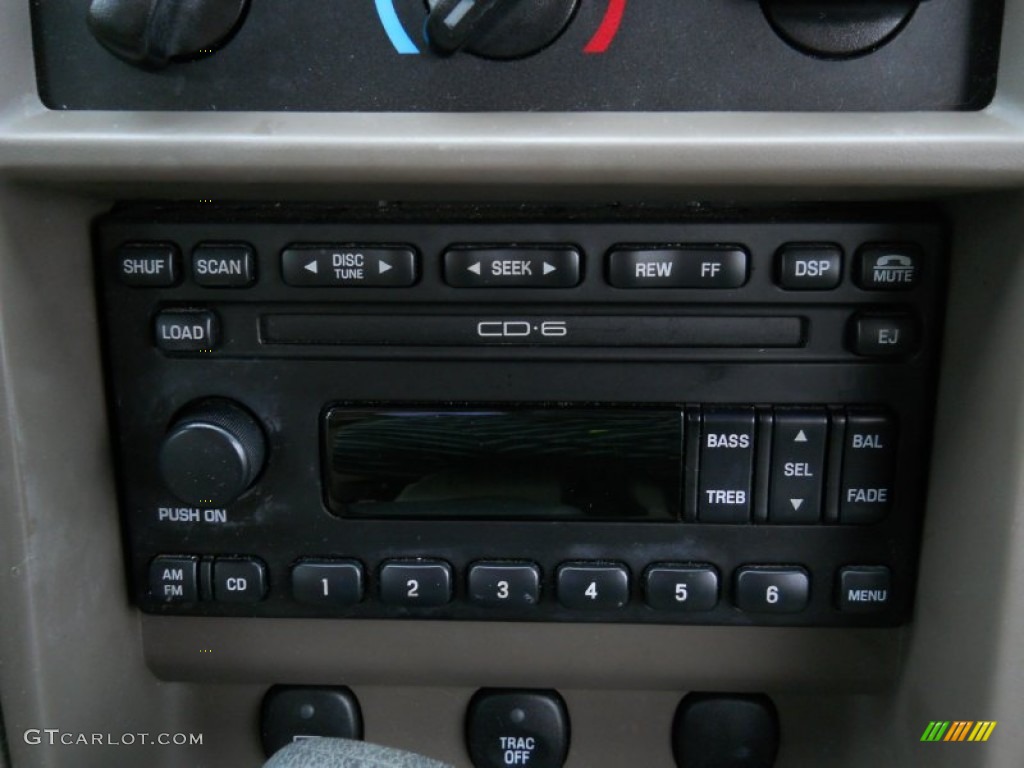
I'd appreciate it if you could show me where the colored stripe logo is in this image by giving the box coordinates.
[921,721,997,742]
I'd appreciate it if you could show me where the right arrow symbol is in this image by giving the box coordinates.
[468,262,481,275]
[543,262,556,275]
[790,499,805,511]
[794,430,808,443]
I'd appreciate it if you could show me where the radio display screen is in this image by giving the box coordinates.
[323,408,683,520]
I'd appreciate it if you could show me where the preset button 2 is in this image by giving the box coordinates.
[379,560,453,607]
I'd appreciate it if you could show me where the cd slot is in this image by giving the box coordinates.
[262,314,806,348]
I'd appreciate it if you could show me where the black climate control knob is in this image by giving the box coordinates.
[87,0,249,69]
[159,400,266,507]
[425,0,579,60]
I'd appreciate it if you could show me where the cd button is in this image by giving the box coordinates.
[735,566,810,613]
[556,563,629,609]
[213,558,267,603]
[444,247,581,288]
[645,565,719,611]
[292,560,364,606]
[468,562,541,608]
[281,246,417,287]
[379,560,453,607]
[607,247,748,289]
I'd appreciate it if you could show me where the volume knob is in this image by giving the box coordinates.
[159,399,266,507]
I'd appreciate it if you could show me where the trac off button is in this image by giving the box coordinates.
[466,690,569,768]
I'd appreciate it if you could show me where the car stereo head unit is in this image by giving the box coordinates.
[95,204,944,627]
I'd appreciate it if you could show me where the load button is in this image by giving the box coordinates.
[155,309,219,353]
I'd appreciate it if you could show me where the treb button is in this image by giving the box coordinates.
[281,246,417,287]
[607,247,748,289]
[698,408,756,523]
[444,247,581,288]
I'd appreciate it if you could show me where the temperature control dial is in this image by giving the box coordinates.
[158,399,266,507]
[425,0,579,60]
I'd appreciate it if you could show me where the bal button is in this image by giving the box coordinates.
[466,690,569,768]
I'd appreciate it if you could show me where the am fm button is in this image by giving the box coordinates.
[149,555,198,603]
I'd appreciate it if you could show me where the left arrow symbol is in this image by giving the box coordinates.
[304,261,318,274]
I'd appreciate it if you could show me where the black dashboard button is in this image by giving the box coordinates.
[192,243,256,287]
[213,558,267,603]
[840,411,898,524]
[768,409,828,523]
[154,309,219,352]
[281,246,417,287]
[466,690,569,768]
[698,408,756,523]
[672,693,779,768]
[857,245,921,290]
[645,565,719,611]
[468,562,541,608]
[117,243,179,287]
[379,560,453,607]
[149,555,198,603]
[608,247,747,288]
[260,686,363,757]
[292,560,364,607]
[837,566,892,612]
[735,566,810,613]
[777,244,842,290]
[556,563,629,609]
[444,247,580,288]
[851,314,920,357]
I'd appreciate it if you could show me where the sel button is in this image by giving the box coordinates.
[769,409,828,523]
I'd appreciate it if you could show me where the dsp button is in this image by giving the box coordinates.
[213,558,267,603]
[281,246,417,287]
[857,245,921,290]
[154,309,219,352]
[698,408,755,523]
[466,690,569,768]
[444,247,580,288]
[607,247,747,289]
[117,242,179,287]
[768,409,828,523]
[192,243,255,287]
[841,411,898,524]
[735,566,810,613]
[777,243,842,290]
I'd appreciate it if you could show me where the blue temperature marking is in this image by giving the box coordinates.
[375,0,421,54]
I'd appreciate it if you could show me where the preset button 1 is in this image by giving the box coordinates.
[292,560,364,607]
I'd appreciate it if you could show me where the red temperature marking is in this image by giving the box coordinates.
[584,0,628,54]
